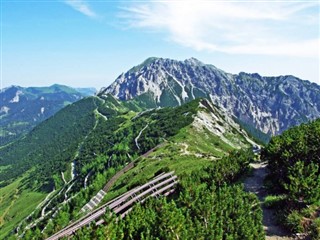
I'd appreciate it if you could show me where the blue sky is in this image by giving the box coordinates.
[1,0,319,90]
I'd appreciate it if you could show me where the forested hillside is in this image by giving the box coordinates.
[0,97,98,188]
[262,118,320,239]
[0,97,99,238]
[0,84,95,147]
[1,95,260,239]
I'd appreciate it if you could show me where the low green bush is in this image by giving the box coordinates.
[263,195,286,208]
[286,210,304,233]
[310,218,320,240]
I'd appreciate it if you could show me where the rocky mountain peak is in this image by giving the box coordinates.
[184,57,204,66]
[100,57,320,135]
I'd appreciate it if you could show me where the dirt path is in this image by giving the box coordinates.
[244,162,293,240]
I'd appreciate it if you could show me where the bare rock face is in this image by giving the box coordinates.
[99,57,320,135]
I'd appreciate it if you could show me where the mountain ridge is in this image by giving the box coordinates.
[100,57,320,135]
[0,84,96,146]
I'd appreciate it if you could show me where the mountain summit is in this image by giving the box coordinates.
[99,57,320,135]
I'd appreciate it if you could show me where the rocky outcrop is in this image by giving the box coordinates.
[100,58,320,135]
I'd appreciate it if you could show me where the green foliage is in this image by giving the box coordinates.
[5,98,206,239]
[192,87,208,99]
[203,149,253,186]
[233,117,271,145]
[262,118,320,237]
[159,88,180,107]
[263,195,286,209]
[286,210,304,233]
[74,150,264,240]
[310,218,320,240]
[0,97,97,189]
[284,161,320,204]
[0,174,46,239]
[55,211,70,229]
[2,97,259,239]
[76,98,199,174]
[0,84,86,146]
[125,92,157,110]
[262,118,320,194]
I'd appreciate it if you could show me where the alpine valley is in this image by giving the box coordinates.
[0,58,319,240]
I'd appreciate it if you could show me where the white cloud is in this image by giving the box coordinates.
[120,1,320,57]
[65,0,97,18]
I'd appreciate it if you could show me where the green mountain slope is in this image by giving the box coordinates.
[0,97,98,188]
[0,84,95,147]
[0,97,102,239]
[0,95,259,239]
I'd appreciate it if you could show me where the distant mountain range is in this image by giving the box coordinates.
[100,57,320,135]
[0,84,96,146]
